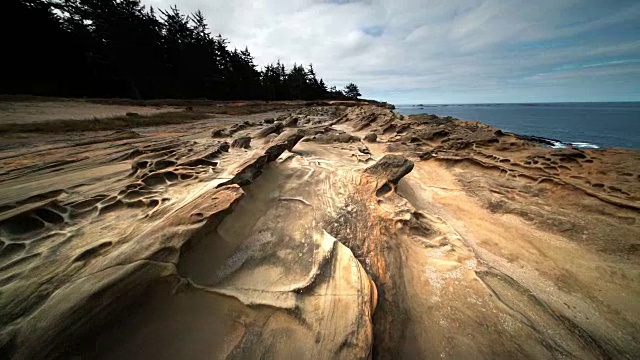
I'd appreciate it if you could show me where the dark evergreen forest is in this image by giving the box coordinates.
[2,0,361,100]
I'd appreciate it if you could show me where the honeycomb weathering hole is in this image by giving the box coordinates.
[1,216,45,236]
[34,209,65,225]
[153,159,177,170]
[142,173,168,186]
[164,171,179,182]
[0,243,27,263]
[376,183,393,197]
[73,242,114,262]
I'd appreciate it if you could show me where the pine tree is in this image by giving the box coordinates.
[3,0,358,101]
[343,83,361,99]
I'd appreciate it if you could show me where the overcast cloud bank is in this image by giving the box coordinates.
[142,0,640,103]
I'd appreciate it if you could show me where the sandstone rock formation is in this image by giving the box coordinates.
[0,104,638,359]
[363,132,377,142]
[230,136,251,149]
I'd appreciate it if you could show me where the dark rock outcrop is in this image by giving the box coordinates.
[231,136,251,149]
[283,116,299,127]
[211,128,228,138]
[256,122,284,138]
[364,154,414,187]
[309,130,360,144]
[363,133,377,142]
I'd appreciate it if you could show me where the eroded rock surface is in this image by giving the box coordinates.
[0,104,639,359]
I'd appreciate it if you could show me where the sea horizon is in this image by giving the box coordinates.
[394,102,640,150]
[393,101,640,106]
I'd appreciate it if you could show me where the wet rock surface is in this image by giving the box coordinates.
[0,103,639,359]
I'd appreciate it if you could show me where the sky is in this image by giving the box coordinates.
[141,0,640,104]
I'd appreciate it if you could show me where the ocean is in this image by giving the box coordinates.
[394,102,640,149]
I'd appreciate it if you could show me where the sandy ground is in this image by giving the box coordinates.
[0,100,179,124]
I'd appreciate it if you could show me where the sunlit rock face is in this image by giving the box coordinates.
[0,104,639,359]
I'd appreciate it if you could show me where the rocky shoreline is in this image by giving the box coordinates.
[0,102,638,359]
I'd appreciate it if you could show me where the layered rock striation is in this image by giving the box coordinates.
[0,104,638,359]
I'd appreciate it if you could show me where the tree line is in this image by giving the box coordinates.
[2,0,362,100]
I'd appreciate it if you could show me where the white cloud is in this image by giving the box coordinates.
[142,0,640,103]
